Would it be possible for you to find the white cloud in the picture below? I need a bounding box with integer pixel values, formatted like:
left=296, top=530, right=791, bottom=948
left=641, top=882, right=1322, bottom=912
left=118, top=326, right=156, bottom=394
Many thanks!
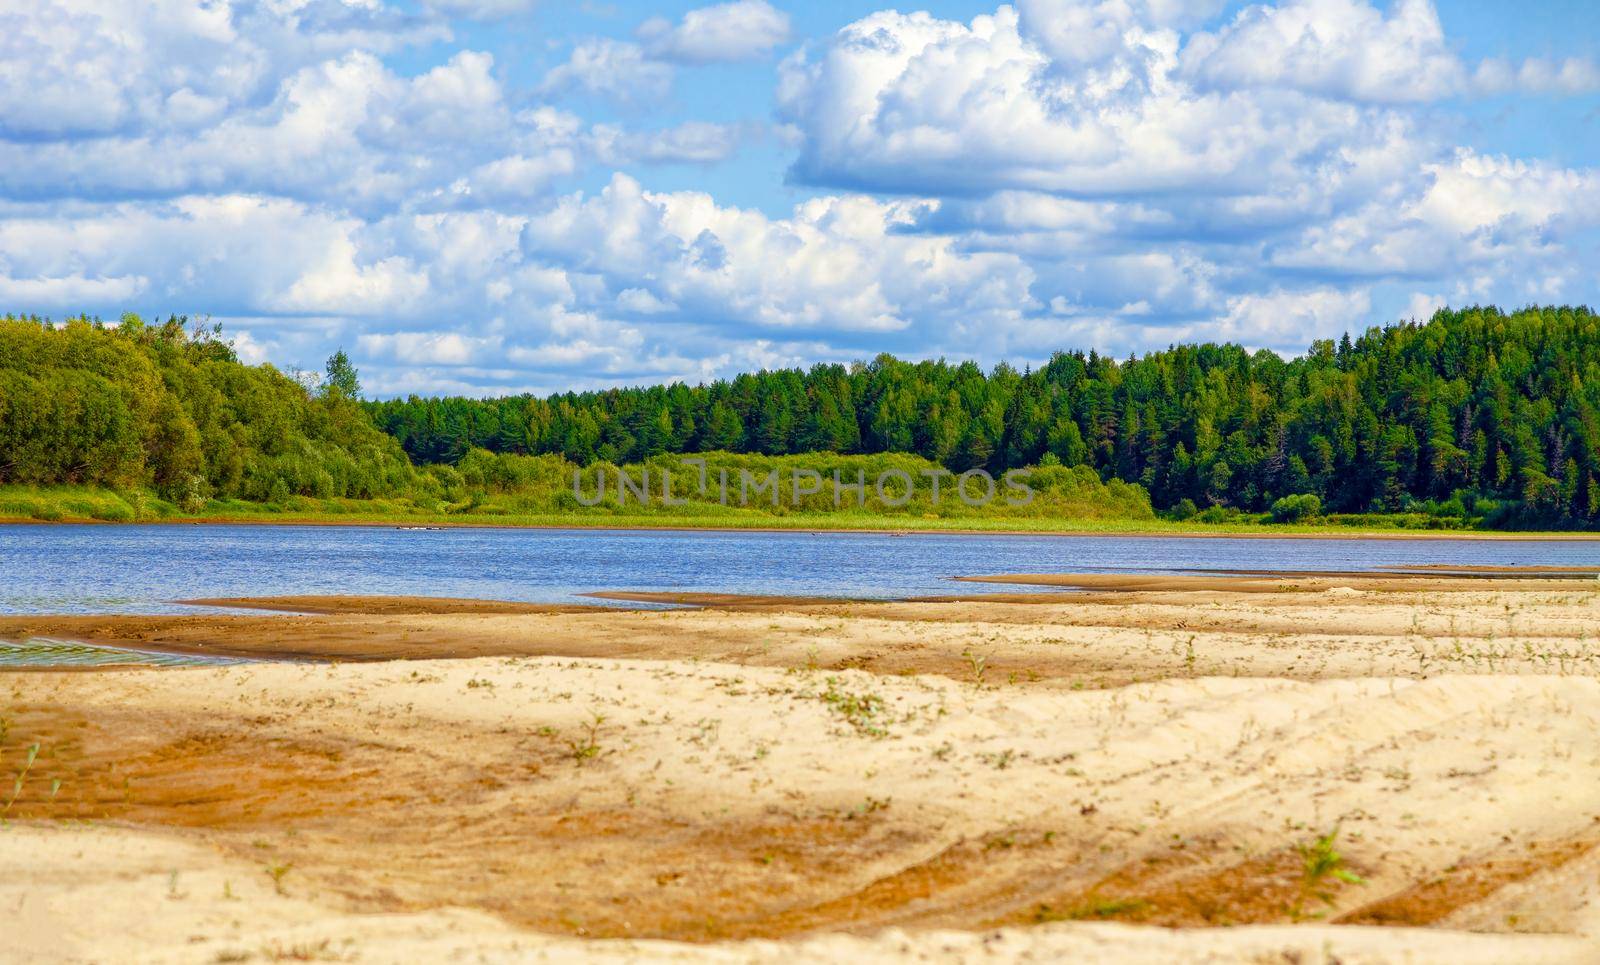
left=1403, top=292, right=1446, bottom=322
left=1180, top=0, right=1463, bottom=103
left=593, top=121, right=746, bottom=165
left=776, top=5, right=1421, bottom=208
left=227, top=328, right=271, bottom=364
left=0, top=0, right=445, bottom=139
left=616, top=288, right=677, bottom=314
left=521, top=174, right=1037, bottom=343
left=638, top=0, right=791, bottom=65
left=1472, top=57, right=1600, bottom=96
left=2, top=0, right=1599, bottom=394
left=0, top=272, right=148, bottom=306
left=1212, top=286, right=1372, bottom=349
left=424, top=0, right=537, bottom=20
left=539, top=39, right=674, bottom=104
left=358, top=331, right=497, bottom=366
left=1182, top=0, right=1600, bottom=102
left=1269, top=151, right=1600, bottom=281
left=0, top=50, right=748, bottom=211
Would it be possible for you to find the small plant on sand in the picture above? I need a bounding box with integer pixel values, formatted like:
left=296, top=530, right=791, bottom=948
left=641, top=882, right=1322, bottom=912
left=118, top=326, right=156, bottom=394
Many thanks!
left=264, top=862, right=293, bottom=896
left=985, top=749, right=1016, bottom=770
left=818, top=677, right=889, bottom=737
left=846, top=795, right=891, bottom=819
left=567, top=710, right=607, bottom=764
left=260, top=938, right=338, bottom=962
left=1035, top=896, right=1147, bottom=922
left=1295, top=826, right=1364, bottom=916
left=962, top=648, right=988, bottom=687
left=2, top=742, right=40, bottom=821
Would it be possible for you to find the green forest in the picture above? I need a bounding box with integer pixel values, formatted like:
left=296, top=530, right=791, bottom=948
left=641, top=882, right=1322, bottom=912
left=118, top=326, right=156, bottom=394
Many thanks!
left=369, top=305, right=1600, bottom=529
left=4, top=305, right=1600, bottom=530
left=0, top=314, right=417, bottom=513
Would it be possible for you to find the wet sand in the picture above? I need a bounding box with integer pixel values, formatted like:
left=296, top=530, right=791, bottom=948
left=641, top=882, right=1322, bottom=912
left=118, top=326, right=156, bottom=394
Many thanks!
left=182, top=595, right=603, bottom=615
left=7, top=575, right=1600, bottom=962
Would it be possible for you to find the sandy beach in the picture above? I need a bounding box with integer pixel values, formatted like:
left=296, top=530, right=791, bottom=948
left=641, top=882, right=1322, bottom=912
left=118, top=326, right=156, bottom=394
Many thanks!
left=6, top=575, right=1600, bottom=962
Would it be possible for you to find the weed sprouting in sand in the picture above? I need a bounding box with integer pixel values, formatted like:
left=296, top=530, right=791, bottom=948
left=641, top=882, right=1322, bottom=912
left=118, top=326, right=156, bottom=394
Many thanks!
left=567, top=710, right=607, bottom=764
left=845, top=796, right=891, bottom=819
left=1294, top=826, right=1364, bottom=916
left=2, top=741, right=40, bottom=821
left=1035, top=896, right=1148, bottom=922
left=817, top=676, right=889, bottom=737
left=264, top=862, right=293, bottom=896
left=260, top=938, right=338, bottom=962
left=985, top=749, right=1017, bottom=770
left=961, top=648, right=988, bottom=687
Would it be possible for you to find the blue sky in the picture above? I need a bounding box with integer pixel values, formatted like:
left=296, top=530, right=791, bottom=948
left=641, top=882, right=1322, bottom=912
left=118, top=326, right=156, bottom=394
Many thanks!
left=3, top=0, right=1598, bottom=396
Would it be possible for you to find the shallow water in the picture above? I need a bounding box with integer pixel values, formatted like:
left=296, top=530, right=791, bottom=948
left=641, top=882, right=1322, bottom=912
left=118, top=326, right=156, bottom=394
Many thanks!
left=4, top=523, right=1600, bottom=615
left=0, top=637, right=250, bottom=668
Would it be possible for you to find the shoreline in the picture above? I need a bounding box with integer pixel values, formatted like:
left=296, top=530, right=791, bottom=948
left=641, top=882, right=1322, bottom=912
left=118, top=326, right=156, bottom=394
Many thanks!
left=5, top=570, right=1594, bottom=665
left=4, top=512, right=1600, bottom=541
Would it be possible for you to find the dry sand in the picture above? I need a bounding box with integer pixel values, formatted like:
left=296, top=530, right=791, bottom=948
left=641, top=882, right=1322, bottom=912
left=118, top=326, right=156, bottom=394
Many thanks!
left=5, top=575, right=1600, bottom=963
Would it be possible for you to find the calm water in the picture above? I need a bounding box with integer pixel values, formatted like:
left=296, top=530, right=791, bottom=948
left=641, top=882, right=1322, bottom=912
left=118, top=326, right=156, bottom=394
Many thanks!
left=0, top=638, right=249, bottom=667
left=3, top=523, right=1600, bottom=615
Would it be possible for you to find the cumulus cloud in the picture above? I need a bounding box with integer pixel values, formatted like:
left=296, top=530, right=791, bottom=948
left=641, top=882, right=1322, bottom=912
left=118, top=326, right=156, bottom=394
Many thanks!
left=543, top=2, right=792, bottom=109
left=770, top=0, right=1600, bottom=353
left=521, top=174, right=1036, bottom=343
left=637, top=0, right=791, bottom=64
left=776, top=5, right=1423, bottom=208
left=358, top=330, right=496, bottom=366
left=1268, top=151, right=1600, bottom=286
left=0, top=0, right=445, bottom=139
left=538, top=38, right=675, bottom=104
left=2, top=0, right=1598, bottom=393
left=1182, top=0, right=1600, bottom=102
left=0, top=49, right=745, bottom=211
left=1180, top=0, right=1464, bottom=103
left=1211, top=287, right=1373, bottom=348
left=0, top=176, right=1045, bottom=391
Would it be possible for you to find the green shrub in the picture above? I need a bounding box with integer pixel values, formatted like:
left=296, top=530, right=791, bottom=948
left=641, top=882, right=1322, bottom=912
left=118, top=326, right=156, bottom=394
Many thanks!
left=1270, top=493, right=1322, bottom=523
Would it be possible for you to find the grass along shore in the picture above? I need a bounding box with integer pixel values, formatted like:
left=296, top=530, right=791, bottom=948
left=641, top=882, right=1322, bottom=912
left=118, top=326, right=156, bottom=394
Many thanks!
left=4, top=482, right=1599, bottom=538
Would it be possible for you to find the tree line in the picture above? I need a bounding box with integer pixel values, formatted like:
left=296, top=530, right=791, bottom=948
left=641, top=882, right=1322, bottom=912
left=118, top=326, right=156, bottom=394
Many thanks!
left=7, top=306, right=1600, bottom=528
left=0, top=314, right=415, bottom=508
left=368, top=306, right=1600, bottom=527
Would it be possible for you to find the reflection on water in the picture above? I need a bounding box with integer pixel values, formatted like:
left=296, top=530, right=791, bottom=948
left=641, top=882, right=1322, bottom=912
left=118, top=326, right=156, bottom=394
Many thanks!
left=0, top=638, right=249, bottom=668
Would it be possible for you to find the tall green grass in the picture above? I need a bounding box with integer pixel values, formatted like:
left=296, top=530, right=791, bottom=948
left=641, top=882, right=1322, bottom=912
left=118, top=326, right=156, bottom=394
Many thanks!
left=1, top=451, right=1591, bottom=535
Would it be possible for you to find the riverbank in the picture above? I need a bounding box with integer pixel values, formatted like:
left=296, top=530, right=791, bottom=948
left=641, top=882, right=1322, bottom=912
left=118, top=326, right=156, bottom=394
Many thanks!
left=5, top=506, right=1600, bottom=540
left=6, top=482, right=1596, bottom=538
left=6, top=577, right=1600, bottom=961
